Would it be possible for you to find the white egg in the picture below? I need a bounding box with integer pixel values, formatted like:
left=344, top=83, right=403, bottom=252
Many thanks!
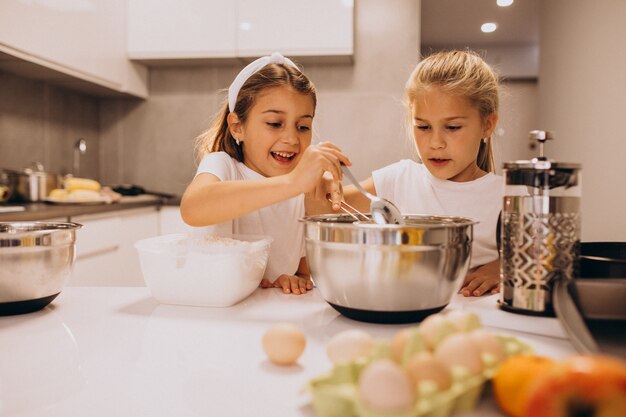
left=326, top=329, right=375, bottom=364
left=262, top=323, right=306, bottom=366
left=434, top=333, right=483, bottom=375
left=419, top=314, right=457, bottom=349
left=445, top=310, right=482, bottom=332
left=405, top=351, right=452, bottom=391
left=358, top=359, right=415, bottom=413
left=467, top=329, right=505, bottom=364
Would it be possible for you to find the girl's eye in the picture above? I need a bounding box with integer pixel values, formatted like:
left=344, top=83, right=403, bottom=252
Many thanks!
left=415, top=125, right=430, bottom=131
left=298, top=125, right=311, bottom=132
left=267, top=122, right=282, bottom=128
left=447, top=125, right=462, bottom=131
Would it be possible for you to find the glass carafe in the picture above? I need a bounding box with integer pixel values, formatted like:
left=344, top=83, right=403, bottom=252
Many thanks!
left=499, top=131, right=582, bottom=315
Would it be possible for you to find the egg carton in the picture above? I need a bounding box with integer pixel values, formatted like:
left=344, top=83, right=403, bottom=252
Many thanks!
left=306, top=334, right=532, bottom=417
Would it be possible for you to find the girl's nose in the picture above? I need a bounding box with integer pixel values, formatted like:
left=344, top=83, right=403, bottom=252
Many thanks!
left=281, top=128, right=300, bottom=144
left=429, top=131, right=446, bottom=149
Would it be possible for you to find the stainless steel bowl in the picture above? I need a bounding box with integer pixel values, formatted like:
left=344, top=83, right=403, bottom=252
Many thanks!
left=302, top=214, right=476, bottom=323
left=0, top=222, right=82, bottom=315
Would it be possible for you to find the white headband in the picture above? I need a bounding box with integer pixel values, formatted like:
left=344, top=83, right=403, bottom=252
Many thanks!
left=228, top=52, right=300, bottom=112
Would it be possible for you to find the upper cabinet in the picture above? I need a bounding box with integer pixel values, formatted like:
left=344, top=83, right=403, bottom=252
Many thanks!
left=237, top=0, right=353, bottom=58
left=0, top=0, right=147, bottom=98
left=127, top=0, right=237, bottom=60
left=127, top=0, right=354, bottom=63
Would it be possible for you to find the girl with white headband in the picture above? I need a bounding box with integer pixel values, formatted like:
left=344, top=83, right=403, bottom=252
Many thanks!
left=181, top=53, right=350, bottom=295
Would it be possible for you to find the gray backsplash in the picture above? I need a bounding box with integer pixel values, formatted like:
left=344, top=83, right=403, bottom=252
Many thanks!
left=0, top=70, right=100, bottom=180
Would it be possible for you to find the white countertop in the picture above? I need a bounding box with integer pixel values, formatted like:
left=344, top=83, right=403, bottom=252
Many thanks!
left=0, top=287, right=579, bottom=417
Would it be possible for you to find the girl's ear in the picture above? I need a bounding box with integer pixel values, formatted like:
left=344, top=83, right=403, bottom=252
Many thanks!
left=227, top=112, right=243, bottom=140
left=483, top=112, right=499, bottom=138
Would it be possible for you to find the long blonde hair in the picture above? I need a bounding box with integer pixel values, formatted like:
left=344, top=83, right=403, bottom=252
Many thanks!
left=195, top=63, right=316, bottom=162
left=405, top=50, right=499, bottom=172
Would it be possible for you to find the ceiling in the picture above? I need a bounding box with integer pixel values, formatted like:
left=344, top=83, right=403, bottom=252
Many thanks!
left=420, top=0, right=539, bottom=47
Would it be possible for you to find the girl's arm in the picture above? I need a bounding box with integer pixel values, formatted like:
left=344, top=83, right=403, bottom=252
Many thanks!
left=181, top=173, right=302, bottom=226
left=182, top=143, right=350, bottom=226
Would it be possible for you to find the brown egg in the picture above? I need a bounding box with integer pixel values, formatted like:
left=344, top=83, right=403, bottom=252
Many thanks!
left=445, top=310, right=482, bottom=332
left=468, top=329, right=506, bottom=364
left=390, top=328, right=411, bottom=364
left=434, top=333, right=484, bottom=375
left=358, top=359, right=415, bottom=412
left=419, top=314, right=457, bottom=349
left=262, top=323, right=306, bottom=366
left=405, top=351, right=452, bottom=391
left=326, top=329, right=375, bottom=364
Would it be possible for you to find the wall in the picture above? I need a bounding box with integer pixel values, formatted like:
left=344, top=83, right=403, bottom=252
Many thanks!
left=99, top=0, right=422, bottom=193
left=0, top=70, right=100, bottom=178
left=538, top=0, right=626, bottom=241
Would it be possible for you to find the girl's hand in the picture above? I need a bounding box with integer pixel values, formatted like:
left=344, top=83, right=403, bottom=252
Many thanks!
left=307, top=171, right=343, bottom=211
left=459, top=260, right=501, bottom=297
left=290, top=142, right=351, bottom=196
left=260, top=275, right=313, bottom=295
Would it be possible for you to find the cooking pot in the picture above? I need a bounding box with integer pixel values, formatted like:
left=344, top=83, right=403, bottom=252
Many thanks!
left=0, top=169, right=17, bottom=203
left=0, top=221, right=82, bottom=315
left=1, top=167, right=63, bottom=203
left=302, top=214, right=475, bottom=323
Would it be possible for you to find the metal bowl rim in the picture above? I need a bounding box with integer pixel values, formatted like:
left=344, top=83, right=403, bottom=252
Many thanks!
left=300, top=213, right=477, bottom=229
left=0, top=221, right=83, bottom=236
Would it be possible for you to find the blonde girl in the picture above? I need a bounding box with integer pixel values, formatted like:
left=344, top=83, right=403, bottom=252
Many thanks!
left=181, top=53, right=350, bottom=295
left=342, top=50, right=502, bottom=296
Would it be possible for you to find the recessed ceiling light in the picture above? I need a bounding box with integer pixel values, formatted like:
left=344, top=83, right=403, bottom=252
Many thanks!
left=497, top=0, right=514, bottom=6
left=481, top=22, right=498, bottom=33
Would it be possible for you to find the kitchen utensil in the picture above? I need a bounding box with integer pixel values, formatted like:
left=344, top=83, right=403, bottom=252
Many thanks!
left=112, top=184, right=175, bottom=199
left=3, top=164, right=63, bottom=203
left=580, top=242, right=626, bottom=278
left=553, top=278, right=599, bottom=353
left=341, top=165, right=404, bottom=225
left=301, top=213, right=475, bottom=323
left=500, top=131, right=582, bottom=316
left=571, top=241, right=626, bottom=321
left=326, top=197, right=370, bottom=223
left=0, top=221, right=82, bottom=315
left=0, top=169, right=17, bottom=203
left=135, top=233, right=272, bottom=307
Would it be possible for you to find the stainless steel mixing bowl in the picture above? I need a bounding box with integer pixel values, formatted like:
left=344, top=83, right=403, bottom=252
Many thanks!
left=0, top=222, right=82, bottom=315
left=302, top=214, right=476, bottom=323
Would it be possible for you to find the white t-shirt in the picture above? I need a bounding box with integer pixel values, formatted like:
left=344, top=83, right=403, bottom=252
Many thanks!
left=194, top=152, right=305, bottom=281
left=372, top=159, right=502, bottom=269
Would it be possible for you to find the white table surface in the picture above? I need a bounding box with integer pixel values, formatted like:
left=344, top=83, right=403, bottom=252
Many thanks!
left=0, top=287, right=579, bottom=417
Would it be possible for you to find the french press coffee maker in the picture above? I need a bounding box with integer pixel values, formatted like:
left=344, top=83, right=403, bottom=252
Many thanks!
left=499, top=131, right=582, bottom=316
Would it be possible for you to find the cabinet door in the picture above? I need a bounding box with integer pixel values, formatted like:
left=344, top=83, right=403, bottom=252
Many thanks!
left=70, top=207, right=159, bottom=287
left=159, top=206, right=194, bottom=235
left=0, top=0, right=147, bottom=97
left=236, top=0, right=354, bottom=57
left=127, top=0, right=237, bottom=59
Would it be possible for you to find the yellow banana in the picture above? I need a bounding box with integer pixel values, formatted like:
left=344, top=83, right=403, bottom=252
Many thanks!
left=64, top=177, right=101, bottom=192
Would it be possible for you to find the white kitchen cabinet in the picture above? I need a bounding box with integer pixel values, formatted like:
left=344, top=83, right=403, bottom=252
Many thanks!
left=69, top=207, right=159, bottom=287
left=159, top=206, right=193, bottom=235
left=237, top=0, right=354, bottom=58
left=0, top=0, right=147, bottom=98
left=126, top=0, right=353, bottom=62
left=127, top=0, right=237, bottom=60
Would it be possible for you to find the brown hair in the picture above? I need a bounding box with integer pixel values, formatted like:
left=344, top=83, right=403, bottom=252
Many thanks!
left=405, top=50, right=499, bottom=172
left=195, top=63, right=317, bottom=162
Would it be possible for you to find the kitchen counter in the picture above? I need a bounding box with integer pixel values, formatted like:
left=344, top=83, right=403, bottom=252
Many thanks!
left=0, top=195, right=180, bottom=222
left=0, top=287, right=588, bottom=417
